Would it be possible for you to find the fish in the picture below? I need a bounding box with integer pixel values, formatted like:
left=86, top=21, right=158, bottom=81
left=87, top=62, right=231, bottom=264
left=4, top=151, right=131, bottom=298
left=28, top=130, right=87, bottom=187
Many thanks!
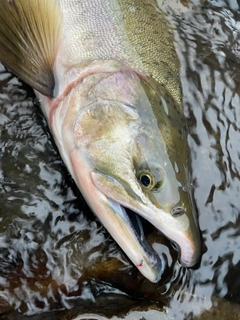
left=0, top=0, right=200, bottom=283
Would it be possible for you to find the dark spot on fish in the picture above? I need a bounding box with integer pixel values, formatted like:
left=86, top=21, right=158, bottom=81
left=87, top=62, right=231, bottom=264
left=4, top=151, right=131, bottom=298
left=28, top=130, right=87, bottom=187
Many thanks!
left=167, top=98, right=171, bottom=104
left=165, top=93, right=170, bottom=100
left=178, top=129, right=182, bottom=135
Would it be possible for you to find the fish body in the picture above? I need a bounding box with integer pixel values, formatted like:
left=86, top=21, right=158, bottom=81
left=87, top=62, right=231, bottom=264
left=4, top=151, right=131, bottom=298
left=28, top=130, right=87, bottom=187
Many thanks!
left=0, top=0, right=200, bottom=282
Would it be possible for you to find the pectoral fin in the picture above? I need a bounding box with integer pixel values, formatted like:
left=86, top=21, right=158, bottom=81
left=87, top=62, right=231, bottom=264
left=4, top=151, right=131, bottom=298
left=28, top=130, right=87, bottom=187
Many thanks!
left=0, top=0, right=62, bottom=97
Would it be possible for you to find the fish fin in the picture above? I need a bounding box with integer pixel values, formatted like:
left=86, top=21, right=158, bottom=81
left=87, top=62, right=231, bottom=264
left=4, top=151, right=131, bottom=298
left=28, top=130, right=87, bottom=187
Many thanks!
left=0, top=0, right=62, bottom=97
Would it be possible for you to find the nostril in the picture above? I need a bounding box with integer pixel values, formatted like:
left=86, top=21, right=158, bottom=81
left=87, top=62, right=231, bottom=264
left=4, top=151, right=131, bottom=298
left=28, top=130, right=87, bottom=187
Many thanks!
left=171, top=206, right=185, bottom=217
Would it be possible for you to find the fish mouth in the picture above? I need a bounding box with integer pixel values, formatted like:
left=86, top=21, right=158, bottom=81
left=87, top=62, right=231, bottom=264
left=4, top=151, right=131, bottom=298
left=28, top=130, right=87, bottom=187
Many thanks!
left=91, top=171, right=200, bottom=271
left=105, top=197, right=165, bottom=282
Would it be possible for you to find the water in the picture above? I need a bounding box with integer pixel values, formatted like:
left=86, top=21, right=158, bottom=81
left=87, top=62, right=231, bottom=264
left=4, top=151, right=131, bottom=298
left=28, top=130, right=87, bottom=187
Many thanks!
left=1, top=1, right=240, bottom=319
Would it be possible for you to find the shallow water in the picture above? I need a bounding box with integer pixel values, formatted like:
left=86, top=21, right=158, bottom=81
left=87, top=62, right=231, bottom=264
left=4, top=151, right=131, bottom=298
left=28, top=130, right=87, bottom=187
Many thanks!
left=1, top=1, right=240, bottom=319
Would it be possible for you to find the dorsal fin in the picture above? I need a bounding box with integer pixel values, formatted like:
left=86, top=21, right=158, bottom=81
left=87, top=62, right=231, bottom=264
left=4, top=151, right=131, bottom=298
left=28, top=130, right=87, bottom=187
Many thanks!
left=0, top=0, right=62, bottom=97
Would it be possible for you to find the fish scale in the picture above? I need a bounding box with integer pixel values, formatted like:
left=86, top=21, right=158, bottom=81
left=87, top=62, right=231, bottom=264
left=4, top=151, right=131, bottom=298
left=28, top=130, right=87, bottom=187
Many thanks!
left=58, top=0, right=144, bottom=69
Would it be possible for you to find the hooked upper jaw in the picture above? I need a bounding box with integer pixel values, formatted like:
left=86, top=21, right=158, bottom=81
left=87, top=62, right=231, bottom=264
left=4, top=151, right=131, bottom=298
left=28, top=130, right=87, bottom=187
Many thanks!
left=91, top=170, right=200, bottom=269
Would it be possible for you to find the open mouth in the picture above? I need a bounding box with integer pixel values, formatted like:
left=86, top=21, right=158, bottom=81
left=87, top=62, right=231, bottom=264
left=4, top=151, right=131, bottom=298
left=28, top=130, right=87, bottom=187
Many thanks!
left=107, top=198, right=165, bottom=281
left=90, top=170, right=200, bottom=281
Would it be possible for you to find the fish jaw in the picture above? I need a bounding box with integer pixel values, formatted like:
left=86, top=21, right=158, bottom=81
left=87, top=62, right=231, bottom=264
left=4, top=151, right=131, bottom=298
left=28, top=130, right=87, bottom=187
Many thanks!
left=91, top=171, right=200, bottom=268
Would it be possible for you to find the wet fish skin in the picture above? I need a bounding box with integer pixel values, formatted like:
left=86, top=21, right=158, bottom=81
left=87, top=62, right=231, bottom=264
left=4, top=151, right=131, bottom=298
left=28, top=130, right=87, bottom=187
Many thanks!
left=0, top=0, right=200, bottom=282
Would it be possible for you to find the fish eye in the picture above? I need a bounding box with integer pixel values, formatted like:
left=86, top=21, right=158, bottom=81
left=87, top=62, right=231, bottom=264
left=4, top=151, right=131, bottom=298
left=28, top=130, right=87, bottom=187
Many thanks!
left=138, top=167, right=164, bottom=192
left=139, top=173, right=153, bottom=189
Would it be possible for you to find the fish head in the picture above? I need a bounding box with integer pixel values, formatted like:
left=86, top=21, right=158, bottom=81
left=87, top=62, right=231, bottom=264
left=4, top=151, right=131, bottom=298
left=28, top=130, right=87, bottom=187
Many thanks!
left=131, top=129, right=200, bottom=267
left=61, top=71, right=200, bottom=282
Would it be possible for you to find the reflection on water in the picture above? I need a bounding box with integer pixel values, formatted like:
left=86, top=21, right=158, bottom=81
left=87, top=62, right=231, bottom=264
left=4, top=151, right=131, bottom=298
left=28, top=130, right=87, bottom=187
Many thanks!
left=1, top=1, right=240, bottom=319
left=170, top=1, right=240, bottom=318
